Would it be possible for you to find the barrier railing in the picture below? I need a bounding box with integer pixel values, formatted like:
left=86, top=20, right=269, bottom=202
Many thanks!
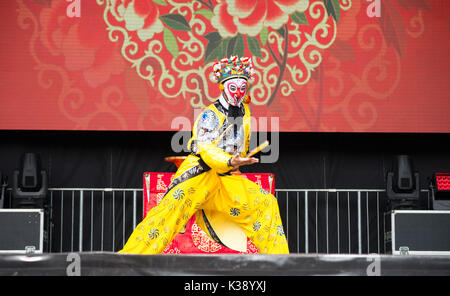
left=4, top=188, right=430, bottom=254
left=276, top=189, right=386, bottom=254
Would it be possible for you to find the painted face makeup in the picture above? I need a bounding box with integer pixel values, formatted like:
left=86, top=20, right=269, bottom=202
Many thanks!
left=222, top=78, right=248, bottom=106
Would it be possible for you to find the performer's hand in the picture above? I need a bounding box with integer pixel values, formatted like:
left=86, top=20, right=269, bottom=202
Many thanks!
left=230, top=155, right=259, bottom=169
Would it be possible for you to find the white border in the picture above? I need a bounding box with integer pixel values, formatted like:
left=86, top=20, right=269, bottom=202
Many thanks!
left=0, top=209, right=44, bottom=254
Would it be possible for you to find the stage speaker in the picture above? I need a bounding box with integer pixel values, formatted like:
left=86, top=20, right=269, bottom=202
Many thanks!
left=386, top=155, right=420, bottom=210
left=11, top=153, right=48, bottom=209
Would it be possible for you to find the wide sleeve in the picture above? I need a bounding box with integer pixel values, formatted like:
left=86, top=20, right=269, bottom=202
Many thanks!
left=196, top=142, right=233, bottom=174
left=188, top=108, right=233, bottom=173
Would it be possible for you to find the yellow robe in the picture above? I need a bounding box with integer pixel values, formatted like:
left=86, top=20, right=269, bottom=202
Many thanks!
left=119, top=102, right=289, bottom=254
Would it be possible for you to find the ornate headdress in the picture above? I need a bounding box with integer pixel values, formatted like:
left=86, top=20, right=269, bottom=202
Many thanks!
left=212, top=56, right=254, bottom=84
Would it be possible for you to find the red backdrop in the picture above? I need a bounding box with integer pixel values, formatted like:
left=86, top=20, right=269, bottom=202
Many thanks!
left=0, top=0, right=448, bottom=132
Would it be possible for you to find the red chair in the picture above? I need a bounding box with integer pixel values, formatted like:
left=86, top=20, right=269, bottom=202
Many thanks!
left=143, top=168, right=275, bottom=254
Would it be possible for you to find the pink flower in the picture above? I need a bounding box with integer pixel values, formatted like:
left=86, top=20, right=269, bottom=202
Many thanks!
left=211, top=0, right=309, bottom=37
left=112, top=0, right=164, bottom=41
left=40, top=1, right=125, bottom=88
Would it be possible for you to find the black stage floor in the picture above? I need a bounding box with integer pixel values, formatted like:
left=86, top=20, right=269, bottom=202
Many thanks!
left=1, top=252, right=450, bottom=276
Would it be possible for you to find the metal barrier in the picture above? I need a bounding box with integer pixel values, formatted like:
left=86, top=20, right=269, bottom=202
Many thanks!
left=4, top=188, right=430, bottom=254
left=45, top=188, right=144, bottom=253
left=276, top=189, right=386, bottom=255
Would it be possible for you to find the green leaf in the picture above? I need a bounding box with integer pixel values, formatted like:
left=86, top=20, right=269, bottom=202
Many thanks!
left=227, top=34, right=245, bottom=57
left=276, top=26, right=285, bottom=38
left=204, top=32, right=223, bottom=62
left=226, top=36, right=237, bottom=57
left=259, top=27, right=269, bottom=46
left=231, top=34, right=245, bottom=57
left=160, top=14, right=191, bottom=31
left=195, top=8, right=214, bottom=20
left=324, top=0, right=341, bottom=23
left=152, top=0, right=167, bottom=6
left=246, top=35, right=262, bottom=58
left=380, top=1, right=406, bottom=56
left=205, top=42, right=222, bottom=62
left=163, top=27, right=179, bottom=58
left=204, top=31, right=222, bottom=43
left=290, top=11, right=308, bottom=25
left=219, top=38, right=230, bottom=59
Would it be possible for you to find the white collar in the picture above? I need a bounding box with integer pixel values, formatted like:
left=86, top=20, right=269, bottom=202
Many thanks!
left=218, top=94, right=229, bottom=110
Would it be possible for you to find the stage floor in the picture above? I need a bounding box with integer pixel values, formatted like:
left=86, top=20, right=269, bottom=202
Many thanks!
left=1, top=252, right=450, bottom=276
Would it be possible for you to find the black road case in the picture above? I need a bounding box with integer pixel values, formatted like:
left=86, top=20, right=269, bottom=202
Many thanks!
left=385, top=210, right=450, bottom=255
left=0, top=209, right=44, bottom=254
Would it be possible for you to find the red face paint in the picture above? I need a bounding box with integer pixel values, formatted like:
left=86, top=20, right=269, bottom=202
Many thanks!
left=223, top=78, right=248, bottom=106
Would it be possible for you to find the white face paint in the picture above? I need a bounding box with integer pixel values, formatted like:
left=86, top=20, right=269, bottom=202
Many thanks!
left=222, top=78, right=248, bottom=106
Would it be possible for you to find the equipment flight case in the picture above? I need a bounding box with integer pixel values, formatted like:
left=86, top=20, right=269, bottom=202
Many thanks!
left=384, top=210, right=450, bottom=255
left=0, top=209, right=44, bottom=254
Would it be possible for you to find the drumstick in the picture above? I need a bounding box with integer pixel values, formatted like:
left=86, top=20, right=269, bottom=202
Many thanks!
left=246, top=141, right=269, bottom=158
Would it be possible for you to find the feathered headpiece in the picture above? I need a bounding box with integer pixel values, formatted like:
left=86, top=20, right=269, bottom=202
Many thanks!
left=212, top=56, right=254, bottom=84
